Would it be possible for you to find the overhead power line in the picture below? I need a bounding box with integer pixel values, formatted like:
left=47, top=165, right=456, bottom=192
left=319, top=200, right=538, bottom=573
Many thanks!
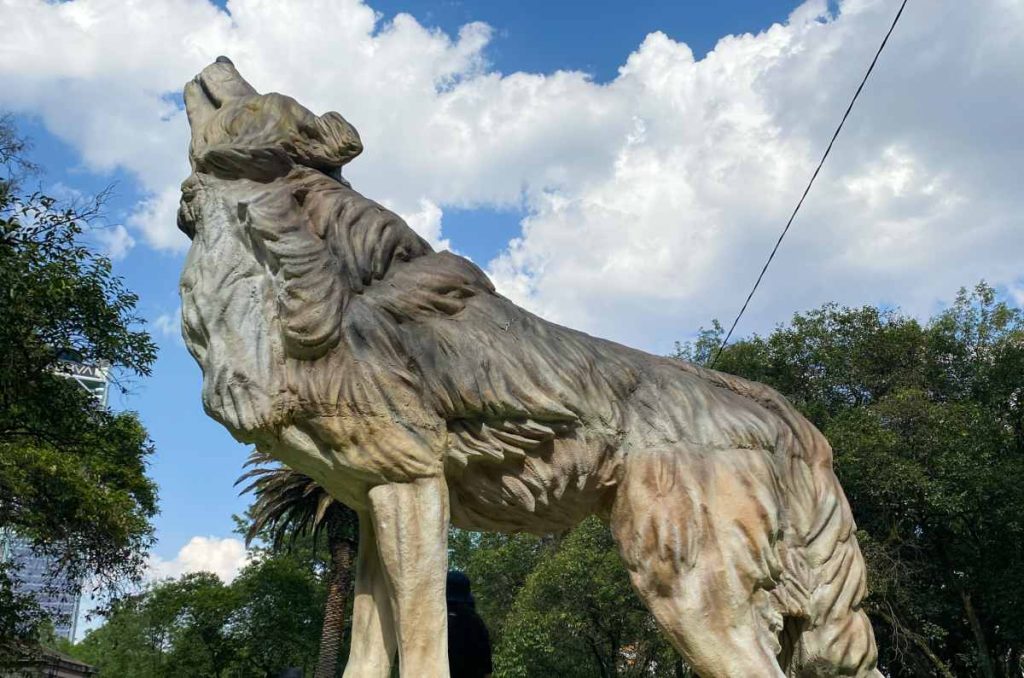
left=709, top=0, right=910, bottom=369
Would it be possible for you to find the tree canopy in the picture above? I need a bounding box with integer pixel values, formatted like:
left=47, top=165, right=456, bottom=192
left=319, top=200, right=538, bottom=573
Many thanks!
left=452, top=520, right=680, bottom=678
left=0, top=116, right=158, bottom=656
left=73, top=558, right=325, bottom=678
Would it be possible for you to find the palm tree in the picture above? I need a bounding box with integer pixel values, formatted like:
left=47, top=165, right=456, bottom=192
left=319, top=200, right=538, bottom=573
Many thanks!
left=236, top=450, right=358, bottom=678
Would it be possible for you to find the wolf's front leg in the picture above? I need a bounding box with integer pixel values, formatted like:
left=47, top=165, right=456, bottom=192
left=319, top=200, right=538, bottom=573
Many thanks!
left=368, top=476, right=450, bottom=677
left=342, top=514, right=397, bottom=678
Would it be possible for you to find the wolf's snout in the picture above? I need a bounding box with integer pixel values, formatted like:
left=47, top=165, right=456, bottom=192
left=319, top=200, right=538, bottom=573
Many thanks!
left=183, top=56, right=256, bottom=134
left=183, top=59, right=364, bottom=180
left=198, top=58, right=256, bottom=107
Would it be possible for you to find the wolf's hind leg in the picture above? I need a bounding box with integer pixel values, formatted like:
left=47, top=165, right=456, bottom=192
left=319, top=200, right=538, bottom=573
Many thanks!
left=792, top=608, right=880, bottom=677
left=611, top=447, right=787, bottom=677
left=789, top=480, right=880, bottom=677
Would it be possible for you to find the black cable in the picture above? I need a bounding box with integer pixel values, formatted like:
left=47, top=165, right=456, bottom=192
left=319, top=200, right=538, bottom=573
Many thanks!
left=709, top=0, right=910, bottom=368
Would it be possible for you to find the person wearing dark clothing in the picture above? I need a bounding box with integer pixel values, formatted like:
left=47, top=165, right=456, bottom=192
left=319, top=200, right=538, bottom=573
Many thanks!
left=446, top=571, right=493, bottom=678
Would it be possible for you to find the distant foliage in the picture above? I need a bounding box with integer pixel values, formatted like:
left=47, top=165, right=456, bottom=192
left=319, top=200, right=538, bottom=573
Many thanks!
left=450, top=521, right=687, bottom=678
left=73, top=558, right=325, bottom=678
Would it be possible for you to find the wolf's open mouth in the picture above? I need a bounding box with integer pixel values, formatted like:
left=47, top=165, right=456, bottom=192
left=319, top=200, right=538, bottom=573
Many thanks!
left=178, top=186, right=198, bottom=239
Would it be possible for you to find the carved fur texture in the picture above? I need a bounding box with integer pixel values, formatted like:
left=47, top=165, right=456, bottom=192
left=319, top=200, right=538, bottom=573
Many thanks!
left=179, top=59, right=880, bottom=677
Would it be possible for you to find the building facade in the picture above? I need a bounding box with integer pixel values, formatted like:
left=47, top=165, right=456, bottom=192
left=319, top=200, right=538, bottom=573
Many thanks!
left=0, top=535, right=83, bottom=642
left=0, top=360, right=110, bottom=643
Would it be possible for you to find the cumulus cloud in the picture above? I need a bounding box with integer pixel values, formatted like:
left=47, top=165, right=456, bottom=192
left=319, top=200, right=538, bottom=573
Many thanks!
left=92, top=224, right=135, bottom=260
left=390, top=197, right=450, bottom=252
left=152, top=306, right=183, bottom=345
left=1, top=0, right=1021, bottom=350
left=147, top=536, right=250, bottom=583
left=0, top=0, right=497, bottom=252
left=492, top=1, right=1024, bottom=345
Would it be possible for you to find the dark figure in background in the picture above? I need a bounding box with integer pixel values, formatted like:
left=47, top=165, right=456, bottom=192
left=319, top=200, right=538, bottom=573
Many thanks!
left=446, top=571, right=493, bottom=678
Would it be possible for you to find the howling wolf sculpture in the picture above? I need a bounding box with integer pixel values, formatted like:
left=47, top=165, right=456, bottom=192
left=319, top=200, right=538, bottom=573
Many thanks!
left=178, top=57, right=880, bottom=677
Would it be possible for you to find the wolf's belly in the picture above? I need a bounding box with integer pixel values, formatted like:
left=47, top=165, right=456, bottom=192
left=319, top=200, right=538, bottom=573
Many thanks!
left=445, top=433, right=622, bottom=534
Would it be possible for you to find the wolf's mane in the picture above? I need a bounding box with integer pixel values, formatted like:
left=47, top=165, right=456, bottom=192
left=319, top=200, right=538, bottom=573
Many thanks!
left=240, top=166, right=494, bottom=363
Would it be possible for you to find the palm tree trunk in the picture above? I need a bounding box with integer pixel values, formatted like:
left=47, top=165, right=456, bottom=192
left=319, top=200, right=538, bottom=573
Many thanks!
left=314, top=517, right=355, bottom=678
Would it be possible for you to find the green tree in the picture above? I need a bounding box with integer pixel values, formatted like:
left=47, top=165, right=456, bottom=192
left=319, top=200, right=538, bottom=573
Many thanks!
left=493, top=518, right=678, bottom=678
left=75, top=573, right=237, bottom=678
left=0, top=116, right=158, bottom=658
left=237, top=451, right=358, bottom=678
left=73, top=591, right=165, bottom=677
left=448, top=529, right=546, bottom=649
left=157, top=573, right=240, bottom=678
left=681, top=283, right=1024, bottom=677
left=73, top=556, right=326, bottom=678
left=231, top=555, right=324, bottom=677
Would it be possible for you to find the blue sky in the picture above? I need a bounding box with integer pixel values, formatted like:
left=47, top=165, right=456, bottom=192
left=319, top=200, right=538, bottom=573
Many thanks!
left=369, top=0, right=805, bottom=81
left=1, top=0, right=1022, bottom=632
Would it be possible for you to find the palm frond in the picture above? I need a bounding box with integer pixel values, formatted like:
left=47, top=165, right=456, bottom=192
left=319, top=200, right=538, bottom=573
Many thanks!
left=235, top=449, right=354, bottom=550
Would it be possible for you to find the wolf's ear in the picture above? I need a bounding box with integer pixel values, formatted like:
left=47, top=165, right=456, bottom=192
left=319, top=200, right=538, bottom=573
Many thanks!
left=296, top=111, right=363, bottom=172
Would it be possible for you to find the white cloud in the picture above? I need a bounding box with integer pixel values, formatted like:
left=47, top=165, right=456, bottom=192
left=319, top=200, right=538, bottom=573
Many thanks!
left=490, top=0, right=1024, bottom=345
left=92, top=223, right=135, bottom=260
left=1011, top=284, right=1024, bottom=308
left=391, top=197, right=450, bottom=251
left=152, top=306, right=183, bottom=345
left=0, top=0, right=1021, bottom=350
left=128, top=186, right=187, bottom=252
left=147, top=536, right=250, bottom=583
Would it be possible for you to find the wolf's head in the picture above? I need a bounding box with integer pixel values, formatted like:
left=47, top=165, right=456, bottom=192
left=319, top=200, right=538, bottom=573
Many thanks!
left=177, top=58, right=434, bottom=448
left=181, top=57, right=361, bottom=189
left=177, top=58, right=362, bottom=439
